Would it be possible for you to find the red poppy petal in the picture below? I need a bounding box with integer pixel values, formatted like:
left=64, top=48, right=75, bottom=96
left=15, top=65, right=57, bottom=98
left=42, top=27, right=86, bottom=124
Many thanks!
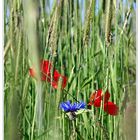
left=53, top=70, right=61, bottom=82
left=53, top=70, right=67, bottom=89
left=29, top=68, right=36, bottom=77
left=103, top=90, right=110, bottom=103
left=62, top=76, right=67, bottom=88
left=95, top=89, right=102, bottom=98
left=94, top=99, right=101, bottom=107
left=88, top=89, right=102, bottom=107
left=41, top=60, right=52, bottom=75
left=94, top=89, right=102, bottom=106
left=91, top=89, right=102, bottom=101
left=88, top=99, right=101, bottom=107
left=41, top=74, right=47, bottom=81
left=51, top=76, right=67, bottom=89
left=104, top=102, right=119, bottom=116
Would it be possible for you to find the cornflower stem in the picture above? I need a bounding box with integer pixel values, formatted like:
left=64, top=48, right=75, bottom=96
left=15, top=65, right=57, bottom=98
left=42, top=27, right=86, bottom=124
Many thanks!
left=63, top=89, right=80, bottom=103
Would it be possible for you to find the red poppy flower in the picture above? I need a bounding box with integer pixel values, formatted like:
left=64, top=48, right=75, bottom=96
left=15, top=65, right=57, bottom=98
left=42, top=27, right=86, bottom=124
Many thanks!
left=40, top=60, right=52, bottom=76
left=88, top=89, right=102, bottom=107
left=29, top=60, right=67, bottom=89
left=88, top=89, right=110, bottom=107
left=39, top=60, right=51, bottom=81
left=104, top=102, right=118, bottom=116
left=46, top=70, right=68, bottom=89
left=52, top=70, right=67, bottom=88
left=103, top=90, right=110, bottom=103
left=61, top=76, right=67, bottom=88
left=88, top=89, right=118, bottom=116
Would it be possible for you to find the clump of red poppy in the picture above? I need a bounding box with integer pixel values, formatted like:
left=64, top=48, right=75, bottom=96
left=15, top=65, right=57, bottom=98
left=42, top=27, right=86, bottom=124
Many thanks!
left=88, top=89, right=118, bottom=116
left=29, top=60, right=67, bottom=89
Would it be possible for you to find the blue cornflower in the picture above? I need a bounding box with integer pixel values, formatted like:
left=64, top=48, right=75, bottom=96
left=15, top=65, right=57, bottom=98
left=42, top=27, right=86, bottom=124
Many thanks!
left=59, top=100, right=86, bottom=112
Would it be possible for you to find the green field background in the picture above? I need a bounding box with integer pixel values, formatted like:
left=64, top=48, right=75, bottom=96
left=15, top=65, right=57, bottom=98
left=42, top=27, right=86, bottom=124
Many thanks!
left=4, top=0, right=136, bottom=140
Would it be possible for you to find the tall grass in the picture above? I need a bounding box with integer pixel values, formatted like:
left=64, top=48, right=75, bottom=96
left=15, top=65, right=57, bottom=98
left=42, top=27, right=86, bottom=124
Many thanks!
left=4, top=0, right=136, bottom=140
